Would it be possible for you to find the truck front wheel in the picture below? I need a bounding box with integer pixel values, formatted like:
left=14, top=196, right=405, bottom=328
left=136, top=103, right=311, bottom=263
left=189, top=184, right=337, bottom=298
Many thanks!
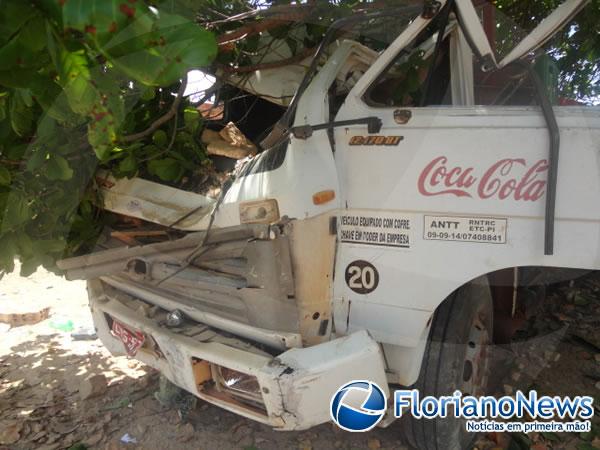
left=401, top=277, right=494, bottom=450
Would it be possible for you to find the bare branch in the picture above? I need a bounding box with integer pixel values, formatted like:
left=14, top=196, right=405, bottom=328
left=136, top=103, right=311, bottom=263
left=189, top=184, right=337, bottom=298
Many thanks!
left=217, top=13, right=309, bottom=48
left=121, top=79, right=188, bottom=143
left=219, top=47, right=316, bottom=74
left=208, top=3, right=315, bottom=26
left=213, top=1, right=427, bottom=51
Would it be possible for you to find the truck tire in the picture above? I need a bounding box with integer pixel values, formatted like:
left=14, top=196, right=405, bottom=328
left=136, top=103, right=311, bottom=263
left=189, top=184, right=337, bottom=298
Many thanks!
left=401, top=277, right=494, bottom=450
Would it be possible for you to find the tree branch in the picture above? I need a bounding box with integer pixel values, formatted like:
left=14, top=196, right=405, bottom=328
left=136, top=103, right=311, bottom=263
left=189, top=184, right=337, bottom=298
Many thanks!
left=208, top=3, right=315, bottom=26
left=217, top=13, right=309, bottom=48
left=214, top=1, right=428, bottom=51
left=219, top=46, right=316, bottom=74
left=121, top=78, right=188, bottom=143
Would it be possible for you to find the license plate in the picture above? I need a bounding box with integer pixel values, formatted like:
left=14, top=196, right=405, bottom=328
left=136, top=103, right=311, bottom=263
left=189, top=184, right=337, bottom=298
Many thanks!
left=111, top=320, right=145, bottom=356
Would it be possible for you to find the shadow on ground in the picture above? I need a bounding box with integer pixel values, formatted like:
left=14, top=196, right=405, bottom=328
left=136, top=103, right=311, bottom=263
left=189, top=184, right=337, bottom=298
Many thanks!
left=0, top=332, right=409, bottom=450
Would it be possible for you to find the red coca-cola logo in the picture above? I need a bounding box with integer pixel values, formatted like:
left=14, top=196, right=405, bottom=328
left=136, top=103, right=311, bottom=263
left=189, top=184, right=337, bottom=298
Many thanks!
left=418, top=156, right=549, bottom=201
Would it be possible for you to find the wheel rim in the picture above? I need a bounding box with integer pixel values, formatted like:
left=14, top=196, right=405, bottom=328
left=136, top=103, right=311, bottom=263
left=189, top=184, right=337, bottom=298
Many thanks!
left=455, top=311, right=491, bottom=444
left=462, top=312, right=491, bottom=397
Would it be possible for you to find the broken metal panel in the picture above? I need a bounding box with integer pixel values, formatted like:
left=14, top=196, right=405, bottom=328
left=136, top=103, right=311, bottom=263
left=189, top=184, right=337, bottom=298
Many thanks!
left=122, top=272, right=300, bottom=333
left=57, top=224, right=271, bottom=280
left=226, top=63, right=309, bottom=107
left=455, top=0, right=588, bottom=71
left=223, top=29, right=315, bottom=107
left=92, top=278, right=301, bottom=350
left=455, top=0, right=497, bottom=70
left=241, top=237, right=295, bottom=296
left=101, top=275, right=246, bottom=325
left=98, top=172, right=215, bottom=231
left=498, top=0, right=589, bottom=69
left=68, top=223, right=298, bottom=337
left=227, top=40, right=378, bottom=107
left=102, top=281, right=298, bottom=343
left=261, top=330, right=390, bottom=430
left=58, top=232, right=202, bottom=272
left=333, top=43, right=379, bottom=96
left=110, top=288, right=274, bottom=358
left=74, top=222, right=300, bottom=345
left=237, top=288, right=298, bottom=333
left=286, top=214, right=337, bottom=346
left=136, top=274, right=251, bottom=323
left=149, top=262, right=246, bottom=290
left=194, top=239, right=248, bottom=261
left=194, top=258, right=247, bottom=278
left=149, top=237, right=298, bottom=333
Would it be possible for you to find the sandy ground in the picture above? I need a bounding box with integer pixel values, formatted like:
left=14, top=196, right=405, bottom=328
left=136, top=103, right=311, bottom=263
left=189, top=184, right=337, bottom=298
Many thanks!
left=0, top=264, right=410, bottom=450
left=1, top=265, right=599, bottom=450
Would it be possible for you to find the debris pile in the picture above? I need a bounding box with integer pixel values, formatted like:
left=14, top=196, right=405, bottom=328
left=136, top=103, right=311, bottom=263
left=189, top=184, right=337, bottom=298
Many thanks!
left=202, top=122, right=257, bottom=160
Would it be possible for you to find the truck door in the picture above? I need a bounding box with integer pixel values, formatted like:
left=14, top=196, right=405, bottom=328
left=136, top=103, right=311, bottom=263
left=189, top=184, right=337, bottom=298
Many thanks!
left=329, top=6, right=597, bottom=352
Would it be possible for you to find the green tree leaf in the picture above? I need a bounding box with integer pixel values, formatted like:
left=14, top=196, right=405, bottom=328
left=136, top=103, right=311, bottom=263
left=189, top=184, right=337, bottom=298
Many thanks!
left=0, top=1, right=38, bottom=42
left=59, top=50, right=95, bottom=115
left=1, top=194, right=31, bottom=231
left=20, top=257, right=39, bottom=277
left=118, top=153, right=137, bottom=174
left=19, top=16, right=47, bottom=52
left=9, top=91, right=33, bottom=136
left=0, top=166, right=11, bottom=186
left=16, top=232, right=33, bottom=257
left=57, top=49, right=122, bottom=159
left=103, top=12, right=217, bottom=87
left=61, top=0, right=146, bottom=41
left=0, top=69, right=49, bottom=89
left=152, top=129, right=168, bottom=146
left=26, top=149, right=49, bottom=172
left=0, top=232, right=17, bottom=274
left=183, top=107, right=201, bottom=132
left=147, top=157, right=183, bottom=181
left=35, top=238, right=67, bottom=254
left=0, top=18, right=48, bottom=72
left=46, top=154, right=73, bottom=181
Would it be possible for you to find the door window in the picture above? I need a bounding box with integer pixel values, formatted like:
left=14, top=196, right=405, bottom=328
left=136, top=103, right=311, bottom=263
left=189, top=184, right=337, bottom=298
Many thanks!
left=363, top=24, right=453, bottom=108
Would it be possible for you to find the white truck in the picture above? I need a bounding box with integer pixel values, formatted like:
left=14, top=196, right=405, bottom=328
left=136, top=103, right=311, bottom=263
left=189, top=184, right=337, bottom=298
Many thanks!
left=58, top=0, right=599, bottom=448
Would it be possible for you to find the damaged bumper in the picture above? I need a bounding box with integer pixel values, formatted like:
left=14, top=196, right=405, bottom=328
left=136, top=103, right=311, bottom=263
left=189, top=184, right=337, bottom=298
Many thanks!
left=88, top=279, right=389, bottom=430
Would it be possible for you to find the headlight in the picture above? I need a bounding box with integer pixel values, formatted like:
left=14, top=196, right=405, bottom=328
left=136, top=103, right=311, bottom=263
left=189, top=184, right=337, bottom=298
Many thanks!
left=239, top=199, right=280, bottom=224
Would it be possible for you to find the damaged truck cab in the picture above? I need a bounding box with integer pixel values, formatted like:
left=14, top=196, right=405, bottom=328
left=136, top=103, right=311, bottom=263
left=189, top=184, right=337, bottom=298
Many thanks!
left=59, top=0, right=600, bottom=446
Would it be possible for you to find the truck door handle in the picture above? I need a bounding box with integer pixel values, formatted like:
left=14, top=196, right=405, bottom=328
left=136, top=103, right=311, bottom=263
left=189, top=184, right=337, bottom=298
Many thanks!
left=394, top=109, right=412, bottom=124
left=291, top=117, right=382, bottom=139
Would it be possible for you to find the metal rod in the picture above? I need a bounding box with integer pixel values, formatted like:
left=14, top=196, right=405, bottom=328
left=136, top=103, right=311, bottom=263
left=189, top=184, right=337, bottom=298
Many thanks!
left=523, top=62, right=561, bottom=255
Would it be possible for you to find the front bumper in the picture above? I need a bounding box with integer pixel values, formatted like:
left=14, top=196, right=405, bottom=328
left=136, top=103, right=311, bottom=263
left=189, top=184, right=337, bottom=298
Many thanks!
left=88, top=279, right=389, bottom=430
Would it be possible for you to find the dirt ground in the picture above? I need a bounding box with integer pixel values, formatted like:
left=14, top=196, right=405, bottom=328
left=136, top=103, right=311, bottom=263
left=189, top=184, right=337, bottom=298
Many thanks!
left=1, top=265, right=599, bottom=450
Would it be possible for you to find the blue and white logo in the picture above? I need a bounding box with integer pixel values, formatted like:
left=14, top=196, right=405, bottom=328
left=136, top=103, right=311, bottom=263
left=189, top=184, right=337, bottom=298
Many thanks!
left=330, top=380, right=387, bottom=432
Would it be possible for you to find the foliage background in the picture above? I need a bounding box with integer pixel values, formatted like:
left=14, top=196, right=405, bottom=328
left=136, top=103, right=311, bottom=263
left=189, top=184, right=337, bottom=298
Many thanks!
left=0, top=0, right=598, bottom=277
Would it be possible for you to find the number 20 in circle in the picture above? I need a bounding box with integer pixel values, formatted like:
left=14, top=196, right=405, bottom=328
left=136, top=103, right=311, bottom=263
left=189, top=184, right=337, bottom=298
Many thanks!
left=345, top=260, right=379, bottom=294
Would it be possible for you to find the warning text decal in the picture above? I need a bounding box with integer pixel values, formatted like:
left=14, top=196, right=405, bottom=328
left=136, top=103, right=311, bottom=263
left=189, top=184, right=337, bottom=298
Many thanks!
left=340, top=212, right=411, bottom=248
